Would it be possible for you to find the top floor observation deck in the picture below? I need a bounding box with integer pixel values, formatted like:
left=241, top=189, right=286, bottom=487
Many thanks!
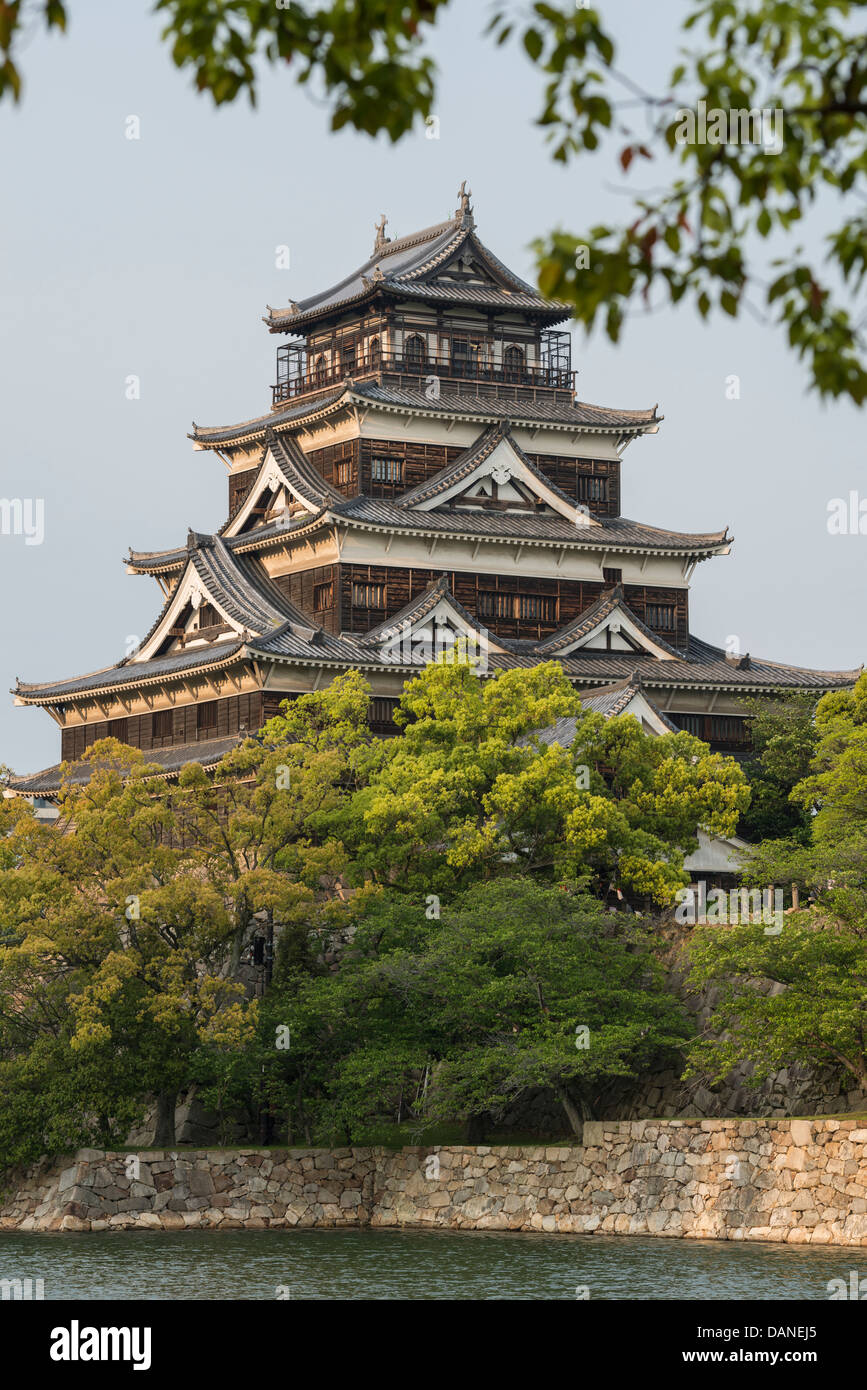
left=271, top=324, right=575, bottom=409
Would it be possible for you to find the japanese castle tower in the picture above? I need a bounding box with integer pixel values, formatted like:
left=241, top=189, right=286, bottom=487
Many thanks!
left=13, top=186, right=858, bottom=797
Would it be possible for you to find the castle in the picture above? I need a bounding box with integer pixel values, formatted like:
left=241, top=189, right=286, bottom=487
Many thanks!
left=12, top=186, right=857, bottom=800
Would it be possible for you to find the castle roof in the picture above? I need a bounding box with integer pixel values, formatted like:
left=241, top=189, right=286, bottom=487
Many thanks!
left=191, top=382, right=662, bottom=449
left=263, top=196, right=571, bottom=333
left=13, top=575, right=859, bottom=707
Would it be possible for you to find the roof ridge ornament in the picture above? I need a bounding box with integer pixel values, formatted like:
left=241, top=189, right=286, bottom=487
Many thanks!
left=456, top=180, right=474, bottom=228
left=373, top=214, right=390, bottom=255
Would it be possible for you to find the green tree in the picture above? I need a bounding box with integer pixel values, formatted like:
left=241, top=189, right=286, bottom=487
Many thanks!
left=349, top=658, right=749, bottom=905
left=685, top=914, right=867, bottom=1095
left=0, top=673, right=367, bottom=1162
left=5, top=2, right=867, bottom=400
left=270, top=878, right=691, bottom=1139
left=688, top=671, right=867, bottom=1095
left=738, top=692, right=818, bottom=844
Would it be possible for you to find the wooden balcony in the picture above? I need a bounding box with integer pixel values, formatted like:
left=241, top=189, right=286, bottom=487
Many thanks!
left=271, top=349, right=576, bottom=407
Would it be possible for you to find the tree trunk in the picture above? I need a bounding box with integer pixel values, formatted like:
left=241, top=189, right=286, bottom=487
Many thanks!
left=553, top=1083, right=584, bottom=1138
left=153, top=1090, right=177, bottom=1147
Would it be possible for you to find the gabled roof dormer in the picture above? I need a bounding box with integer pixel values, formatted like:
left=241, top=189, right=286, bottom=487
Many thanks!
left=223, top=430, right=341, bottom=538
left=358, top=575, right=509, bottom=666
left=535, top=588, right=680, bottom=661
left=130, top=533, right=319, bottom=663
left=398, top=422, right=601, bottom=527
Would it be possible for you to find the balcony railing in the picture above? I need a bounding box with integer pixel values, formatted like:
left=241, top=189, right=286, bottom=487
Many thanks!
left=272, top=349, right=575, bottom=405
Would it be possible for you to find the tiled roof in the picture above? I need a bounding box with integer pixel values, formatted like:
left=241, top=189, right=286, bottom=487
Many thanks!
left=14, top=639, right=246, bottom=702
left=326, top=498, right=729, bottom=554
left=9, top=734, right=245, bottom=798
left=263, top=209, right=570, bottom=331
left=518, top=679, right=679, bottom=750
left=266, top=429, right=345, bottom=511
left=133, top=504, right=726, bottom=569
left=349, top=383, right=661, bottom=431
left=191, top=387, right=347, bottom=446
left=190, top=384, right=662, bottom=449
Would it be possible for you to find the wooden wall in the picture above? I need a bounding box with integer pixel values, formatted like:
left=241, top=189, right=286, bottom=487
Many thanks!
left=270, top=564, right=340, bottom=634
left=229, top=468, right=258, bottom=517
left=338, top=564, right=689, bottom=647
left=524, top=452, right=621, bottom=518
left=60, top=693, right=265, bottom=763
left=277, top=436, right=621, bottom=511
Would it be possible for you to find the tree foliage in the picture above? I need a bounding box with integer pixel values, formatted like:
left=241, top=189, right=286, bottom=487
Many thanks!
left=348, top=659, right=748, bottom=904
left=4, top=1, right=867, bottom=400
left=265, top=878, right=691, bottom=1139
left=0, top=659, right=744, bottom=1163
left=687, top=671, right=867, bottom=1095
left=737, top=692, right=818, bottom=844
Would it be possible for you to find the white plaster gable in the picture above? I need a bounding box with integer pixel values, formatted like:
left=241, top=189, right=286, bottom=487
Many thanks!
left=131, top=562, right=244, bottom=662
left=409, top=434, right=600, bottom=527
left=223, top=448, right=315, bottom=538
left=375, top=593, right=509, bottom=664
left=556, top=601, right=676, bottom=661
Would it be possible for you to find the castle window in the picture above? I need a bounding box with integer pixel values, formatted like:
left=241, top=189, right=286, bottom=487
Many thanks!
left=342, top=341, right=356, bottom=374
left=197, top=701, right=218, bottom=734
left=503, top=344, right=524, bottom=379
left=517, top=594, right=557, bottom=622
left=371, top=457, right=403, bottom=484
left=313, top=354, right=326, bottom=386
left=369, top=336, right=381, bottom=367
left=314, top=581, right=333, bottom=611
left=478, top=592, right=557, bottom=623
left=577, top=476, right=609, bottom=503
left=108, top=717, right=128, bottom=743
left=152, top=710, right=173, bottom=740
left=198, top=602, right=220, bottom=628
left=675, top=714, right=703, bottom=736
left=352, top=582, right=386, bottom=609
left=336, top=459, right=353, bottom=487
left=603, top=567, right=622, bottom=586
left=646, top=603, right=675, bottom=631
left=405, top=334, right=426, bottom=371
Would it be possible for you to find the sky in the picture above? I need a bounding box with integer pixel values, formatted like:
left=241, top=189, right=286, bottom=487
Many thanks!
left=1, top=0, right=863, bottom=774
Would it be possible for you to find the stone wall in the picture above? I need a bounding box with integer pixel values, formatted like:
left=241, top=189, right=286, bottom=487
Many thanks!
left=3, top=1117, right=867, bottom=1244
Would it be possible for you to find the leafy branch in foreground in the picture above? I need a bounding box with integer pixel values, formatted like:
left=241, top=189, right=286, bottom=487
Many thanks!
left=5, top=2, right=867, bottom=400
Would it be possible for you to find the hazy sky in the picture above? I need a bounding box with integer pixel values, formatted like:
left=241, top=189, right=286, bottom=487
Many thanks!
left=1, top=1, right=863, bottom=774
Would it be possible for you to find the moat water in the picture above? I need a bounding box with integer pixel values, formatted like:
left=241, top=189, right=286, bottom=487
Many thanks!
left=0, top=1229, right=858, bottom=1300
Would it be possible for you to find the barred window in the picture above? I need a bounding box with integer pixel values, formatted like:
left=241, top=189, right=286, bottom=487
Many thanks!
left=646, top=603, right=675, bottom=631
left=602, top=567, right=622, bottom=586
left=314, top=581, right=333, bottom=611
left=371, top=457, right=403, bottom=484
left=711, top=716, right=748, bottom=743
left=576, top=475, right=608, bottom=503
left=676, top=714, right=703, bottom=736
left=336, top=459, right=353, bottom=486
left=479, top=591, right=557, bottom=622
left=352, top=582, right=386, bottom=609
